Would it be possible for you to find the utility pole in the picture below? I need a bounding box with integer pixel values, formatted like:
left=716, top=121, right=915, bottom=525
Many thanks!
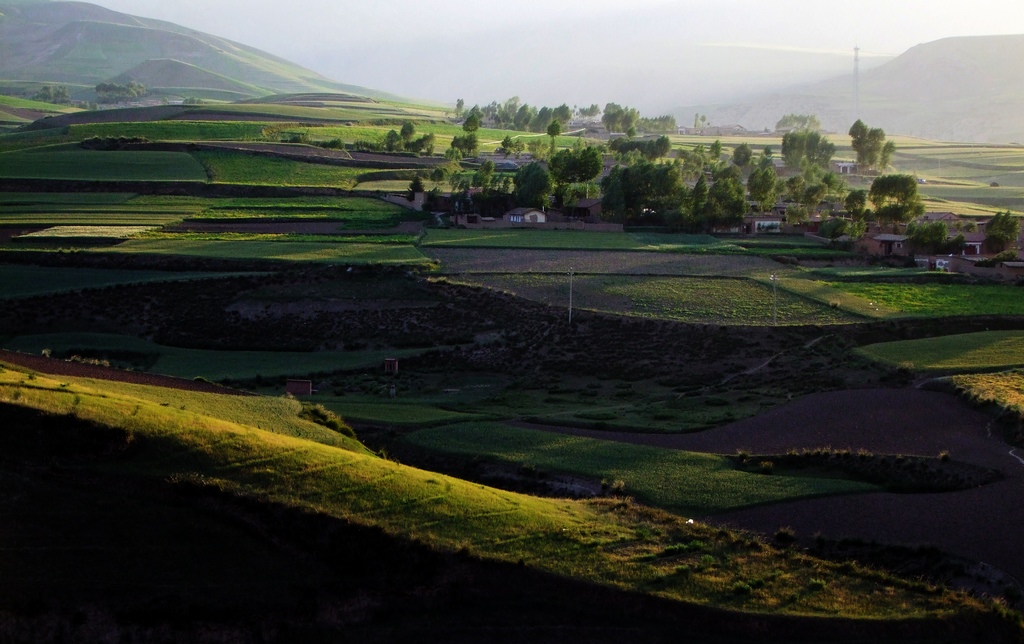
left=769, top=274, right=778, bottom=326
left=854, top=45, right=861, bottom=121
left=568, top=267, right=574, bottom=323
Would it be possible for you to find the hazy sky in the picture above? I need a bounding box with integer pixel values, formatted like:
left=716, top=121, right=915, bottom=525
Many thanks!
left=90, top=0, right=1024, bottom=111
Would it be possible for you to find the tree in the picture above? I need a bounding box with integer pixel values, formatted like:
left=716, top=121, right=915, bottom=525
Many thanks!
left=501, top=135, right=515, bottom=158
left=906, top=221, right=952, bottom=254
left=455, top=98, right=465, bottom=117
left=552, top=103, right=573, bottom=124
left=705, top=176, right=747, bottom=231
left=849, top=120, right=894, bottom=170
left=775, top=114, right=821, bottom=132
left=710, top=140, right=723, bottom=161
left=985, top=211, right=1021, bottom=252
left=400, top=122, right=416, bottom=146
left=549, top=146, right=602, bottom=187
left=513, top=162, right=553, bottom=209
left=747, top=165, right=779, bottom=212
left=819, top=218, right=848, bottom=246
left=409, top=175, right=425, bottom=198
left=690, top=174, right=708, bottom=223
left=599, top=159, right=686, bottom=224
left=732, top=143, right=752, bottom=168
left=450, top=133, right=478, bottom=156
left=546, top=119, right=562, bottom=155
left=463, top=112, right=481, bottom=133
left=781, top=131, right=835, bottom=170
left=471, top=160, right=495, bottom=191
left=844, top=189, right=868, bottom=219
left=384, top=129, right=402, bottom=152
left=869, top=174, right=925, bottom=230
left=514, top=104, right=536, bottom=131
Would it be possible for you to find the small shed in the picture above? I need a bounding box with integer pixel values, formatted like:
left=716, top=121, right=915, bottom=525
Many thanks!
left=286, top=379, right=312, bottom=396
left=384, top=358, right=399, bottom=375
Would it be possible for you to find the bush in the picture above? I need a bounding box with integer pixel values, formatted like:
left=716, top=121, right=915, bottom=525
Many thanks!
left=298, top=404, right=356, bottom=439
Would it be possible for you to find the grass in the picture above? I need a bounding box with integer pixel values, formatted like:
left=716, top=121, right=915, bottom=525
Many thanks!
left=405, top=423, right=878, bottom=515
left=455, top=274, right=856, bottom=325
left=423, top=229, right=644, bottom=250
left=315, top=397, right=488, bottom=426
left=952, top=370, right=1024, bottom=420
left=193, top=150, right=365, bottom=187
left=3, top=333, right=431, bottom=381
left=0, top=265, right=253, bottom=300
left=858, top=331, right=1024, bottom=373
left=825, top=282, right=1024, bottom=317
left=0, top=148, right=209, bottom=182
left=91, top=238, right=432, bottom=265
left=16, top=225, right=158, bottom=240
left=0, top=363, right=991, bottom=620
left=428, top=248, right=782, bottom=276
left=69, top=121, right=274, bottom=142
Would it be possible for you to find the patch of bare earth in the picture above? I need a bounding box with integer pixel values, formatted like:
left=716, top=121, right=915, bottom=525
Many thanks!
left=523, top=388, right=1024, bottom=585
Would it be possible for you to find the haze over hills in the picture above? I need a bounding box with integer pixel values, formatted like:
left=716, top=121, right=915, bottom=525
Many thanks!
left=676, top=35, right=1024, bottom=144
left=0, top=0, right=407, bottom=102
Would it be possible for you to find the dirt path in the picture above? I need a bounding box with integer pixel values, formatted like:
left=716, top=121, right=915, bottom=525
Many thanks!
left=0, top=350, right=250, bottom=396
left=517, top=388, right=1024, bottom=584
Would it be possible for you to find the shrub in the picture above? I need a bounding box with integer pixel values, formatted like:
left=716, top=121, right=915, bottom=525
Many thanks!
left=298, top=404, right=356, bottom=439
left=774, top=527, right=797, bottom=545
left=807, top=578, right=827, bottom=592
left=759, top=460, right=775, bottom=475
left=732, top=581, right=753, bottom=595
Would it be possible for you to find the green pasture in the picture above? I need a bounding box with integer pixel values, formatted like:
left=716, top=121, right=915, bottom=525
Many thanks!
left=428, top=248, right=783, bottom=276
left=2, top=332, right=430, bottom=381
left=0, top=265, right=254, bottom=299
left=69, top=121, right=273, bottom=142
left=316, top=397, right=488, bottom=426
left=193, top=150, right=365, bottom=187
left=0, top=192, right=136, bottom=206
left=457, top=273, right=856, bottom=325
left=0, top=365, right=973, bottom=619
left=285, top=122, right=590, bottom=151
left=406, top=423, right=877, bottom=515
left=94, top=237, right=432, bottom=265
left=825, top=281, right=1024, bottom=317
left=858, top=331, right=1024, bottom=373
left=423, top=229, right=642, bottom=250
left=770, top=276, right=898, bottom=319
left=0, top=94, right=80, bottom=113
left=0, top=148, right=208, bottom=182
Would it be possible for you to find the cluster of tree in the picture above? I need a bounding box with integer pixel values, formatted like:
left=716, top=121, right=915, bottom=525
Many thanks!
left=905, top=220, right=965, bottom=254
left=608, top=136, right=672, bottom=160
left=95, top=82, right=146, bottom=103
left=461, top=97, right=576, bottom=133
left=601, top=103, right=640, bottom=134
left=549, top=144, right=603, bottom=204
left=383, top=122, right=436, bottom=155
left=636, top=115, right=678, bottom=133
left=781, top=130, right=834, bottom=170
left=31, top=85, right=70, bottom=104
left=985, top=211, right=1021, bottom=252
left=868, top=174, right=925, bottom=229
left=775, top=114, right=820, bottom=132
left=819, top=217, right=867, bottom=245
left=849, top=120, right=896, bottom=171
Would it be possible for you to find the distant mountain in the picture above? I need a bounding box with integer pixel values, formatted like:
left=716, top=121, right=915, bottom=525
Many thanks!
left=675, top=35, right=1024, bottom=144
left=0, top=0, right=405, bottom=102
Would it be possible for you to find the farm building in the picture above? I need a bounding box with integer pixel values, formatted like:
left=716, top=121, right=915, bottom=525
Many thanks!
left=743, top=214, right=784, bottom=234
left=859, top=233, right=909, bottom=257
left=286, top=379, right=313, bottom=396
left=830, top=161, right=859, bottom=175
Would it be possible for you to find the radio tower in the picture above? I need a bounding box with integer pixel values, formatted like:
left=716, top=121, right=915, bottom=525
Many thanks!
left=853, top=45, right=861, bottom=120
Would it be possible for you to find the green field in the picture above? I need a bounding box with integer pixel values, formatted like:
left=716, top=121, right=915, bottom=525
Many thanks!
left=421, top=230, right=848, bottom=259
left=858, top=331, right=1024, bottom=373
left=826, top=282, right=1024, bottom=317
left=316, top=397, right=488, bottom=426
left=406, top=423, right=877, bottom=515
left=0, top=265, right=254, bottom=299
left=193, top=150, right=364, bottom=187
left=69, top=121, right=274, bottom=142
left=2, top=333, right=430, bottom=381
left=0, top=363, right=983, bottom=620
left=94, top=238, right=432, bottom=264
left=0, top=148, right=209, bottom=182
left=456, top=273, right=856, bottom=325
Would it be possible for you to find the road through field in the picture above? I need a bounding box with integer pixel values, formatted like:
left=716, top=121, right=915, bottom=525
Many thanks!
left=520, top=388, right=1024, bottom=585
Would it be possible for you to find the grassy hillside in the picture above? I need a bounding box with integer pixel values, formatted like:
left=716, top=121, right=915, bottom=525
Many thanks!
left=858, top=331, right=1024, bottom=373
left=0, top=361, right=1005, bottom=627
left=0, top=1, right=406, bottom=101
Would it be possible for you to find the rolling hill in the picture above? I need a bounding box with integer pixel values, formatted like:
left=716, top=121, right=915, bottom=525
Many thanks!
left=676, top=35, right=1024, bottom=144
left=0, top=0, right=405, bottom=102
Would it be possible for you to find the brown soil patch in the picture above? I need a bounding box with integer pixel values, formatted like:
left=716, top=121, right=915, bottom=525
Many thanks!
left=522, top=389, right=1024, bottom=585
left=0, top=350, right=249, bottom=396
